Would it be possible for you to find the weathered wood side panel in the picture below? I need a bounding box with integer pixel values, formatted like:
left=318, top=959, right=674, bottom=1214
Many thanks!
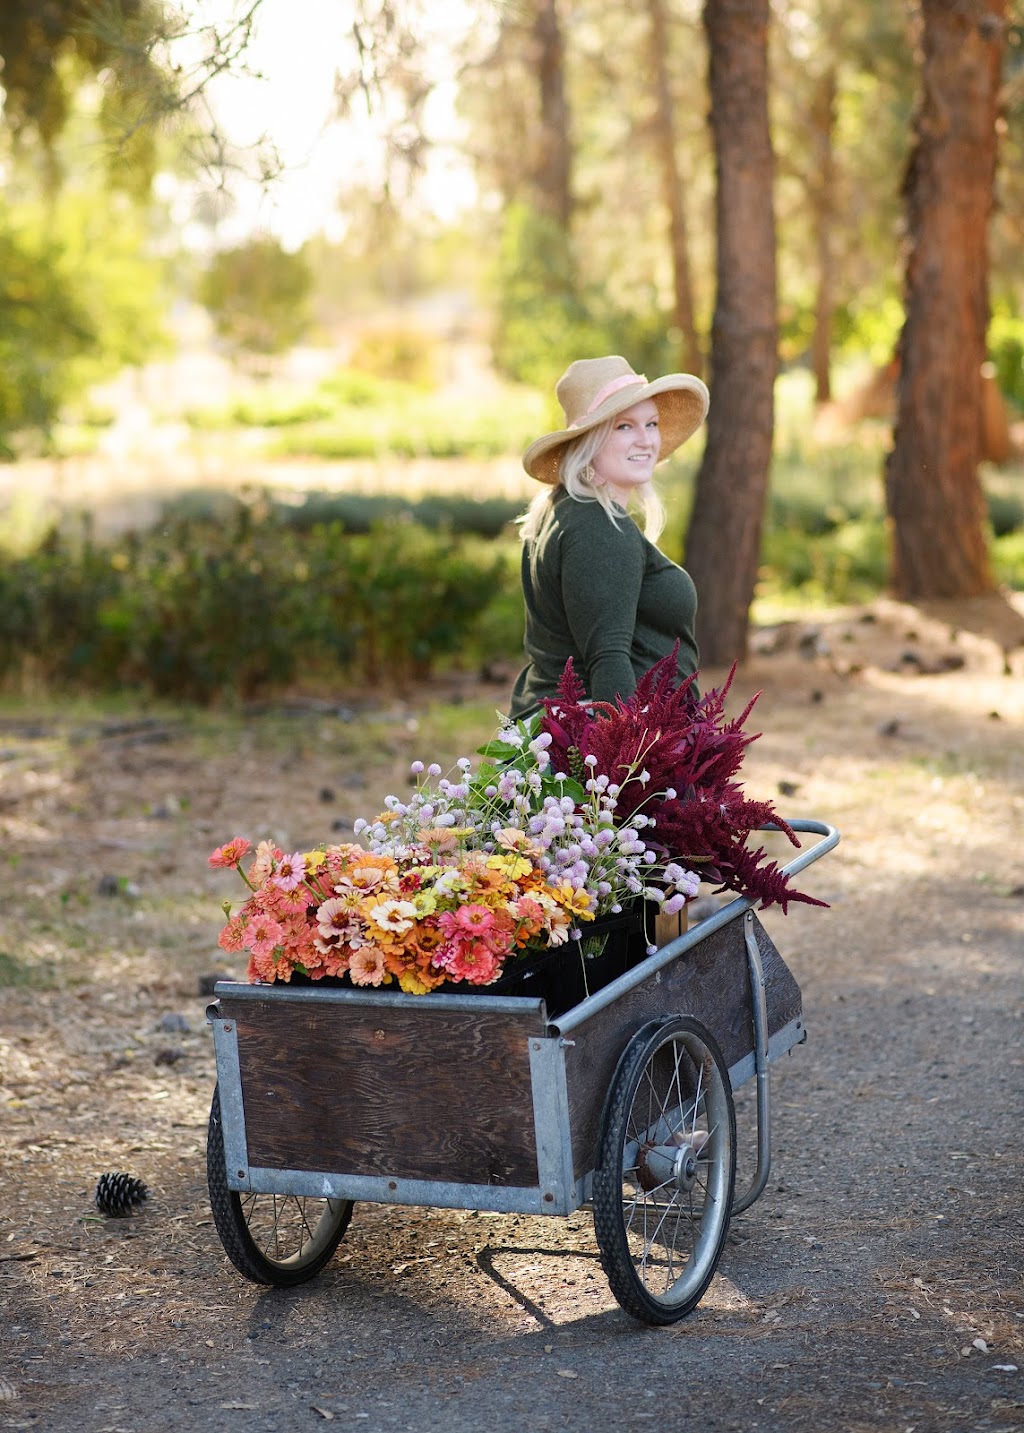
left=562, top=916, right=800, bottom=1180
left=220, top=998, right=545, bottom=1187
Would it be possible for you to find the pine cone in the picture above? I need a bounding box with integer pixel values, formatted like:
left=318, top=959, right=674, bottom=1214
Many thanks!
left=94, top=1172, right=149, bottom=1218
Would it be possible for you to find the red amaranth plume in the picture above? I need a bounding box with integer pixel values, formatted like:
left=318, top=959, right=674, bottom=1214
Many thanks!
left=538, top=648, right=826, bottom=911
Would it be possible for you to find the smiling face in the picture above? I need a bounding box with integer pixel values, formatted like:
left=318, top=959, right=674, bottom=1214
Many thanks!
left=591, top=398, right=662, bottom=502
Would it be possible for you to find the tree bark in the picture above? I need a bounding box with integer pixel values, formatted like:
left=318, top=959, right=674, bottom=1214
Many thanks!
left=884, top=0, right=1005, bottom=600
left=685, top=0, right=778, bottom=666
left=810, top=65, right=837, bottom=406
left=646, top=0, right=703, bottom=376
left=531, top=0, right=573, bottom=228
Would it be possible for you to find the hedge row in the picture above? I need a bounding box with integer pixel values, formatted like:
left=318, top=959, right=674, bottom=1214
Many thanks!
left=0, top=507, right=512, bottom=703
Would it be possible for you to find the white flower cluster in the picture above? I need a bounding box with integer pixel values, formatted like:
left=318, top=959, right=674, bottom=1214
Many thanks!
left=354, top=721, right=700, bottom=931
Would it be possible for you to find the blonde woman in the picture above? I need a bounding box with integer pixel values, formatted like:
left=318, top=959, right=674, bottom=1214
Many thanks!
left=509, top=355, right=709, bottom=720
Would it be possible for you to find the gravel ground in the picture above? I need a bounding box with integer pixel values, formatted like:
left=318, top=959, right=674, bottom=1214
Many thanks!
left=1, top=597, right=1023, bottom=1433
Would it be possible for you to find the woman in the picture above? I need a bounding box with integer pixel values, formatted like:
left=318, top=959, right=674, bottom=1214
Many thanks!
left=508, top=354, right=710, bottom=720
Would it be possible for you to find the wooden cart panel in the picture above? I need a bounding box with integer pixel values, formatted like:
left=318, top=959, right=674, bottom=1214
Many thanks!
left=218, top=994, right=547, bottom=1188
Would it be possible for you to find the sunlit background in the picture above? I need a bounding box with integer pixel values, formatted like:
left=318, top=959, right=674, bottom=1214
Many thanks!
left=0, top=0, right=1021, bottom=702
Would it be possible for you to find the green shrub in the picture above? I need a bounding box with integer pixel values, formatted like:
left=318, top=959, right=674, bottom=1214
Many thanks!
left=759, top=517, right=890, bottom=604
left=989, top=309, right=1024, bottom=409
left=0, top=508, right=518, bottom=703
left=227, top=393, right=337, bottom=427
left=985, top=487, right=1024, bottom=538
left=993, top=529, right=1024, bottom=588
left=278, top=491, right=524, bottom=539
left=185, top=364, right=547, bottom=462
left=318, top=367, right=422, bottom=407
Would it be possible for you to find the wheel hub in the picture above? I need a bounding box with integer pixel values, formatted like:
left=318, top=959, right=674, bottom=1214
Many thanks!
left=673, top=1145, right=699, bottom=1192
left=637, top=1139, right=701, bottom=1193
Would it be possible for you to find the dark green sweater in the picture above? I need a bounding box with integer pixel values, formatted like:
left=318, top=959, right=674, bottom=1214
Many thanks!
left=508, top=488, right=699, bottom=719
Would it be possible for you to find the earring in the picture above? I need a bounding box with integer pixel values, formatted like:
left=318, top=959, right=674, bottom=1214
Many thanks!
left=580, top=463, right=595, bottom=485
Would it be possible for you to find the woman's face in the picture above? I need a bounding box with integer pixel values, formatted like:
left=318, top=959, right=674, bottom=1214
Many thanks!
left=591, top=398, right=661, bottom=499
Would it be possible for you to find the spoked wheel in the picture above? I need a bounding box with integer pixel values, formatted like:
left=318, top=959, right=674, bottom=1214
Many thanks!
left=206, top=1085, right=353, bottom=1286
left=592, top=1016, right=736, bottom=1325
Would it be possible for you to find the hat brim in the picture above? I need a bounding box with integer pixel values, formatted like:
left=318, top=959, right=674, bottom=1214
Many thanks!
left=522, top=373, right=710, bottom=484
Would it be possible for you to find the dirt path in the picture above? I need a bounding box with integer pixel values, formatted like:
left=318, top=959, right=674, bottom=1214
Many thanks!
left=1, top=599, right=1022, bottom=1432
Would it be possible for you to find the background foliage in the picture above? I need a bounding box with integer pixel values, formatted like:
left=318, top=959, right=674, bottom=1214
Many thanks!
left=0, top=501, right=508, bottom=702
left=0, top=0, right=1022, bottom=699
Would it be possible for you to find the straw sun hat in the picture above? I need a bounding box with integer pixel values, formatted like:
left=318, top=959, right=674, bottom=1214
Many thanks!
left=522, top=355, right=710, bottom=484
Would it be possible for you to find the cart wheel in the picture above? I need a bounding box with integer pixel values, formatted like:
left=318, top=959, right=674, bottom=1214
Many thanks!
left=592, top=1016, right=736, bottom=1325
left=206, top=1085, right=353, bottom=1287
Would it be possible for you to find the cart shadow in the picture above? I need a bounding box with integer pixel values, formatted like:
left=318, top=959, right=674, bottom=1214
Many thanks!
left=474, top=1242, right=605, bottom=1328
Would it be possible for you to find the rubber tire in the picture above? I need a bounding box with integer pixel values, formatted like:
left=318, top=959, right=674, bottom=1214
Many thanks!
left=207, top=1085, right=353, bottom=1286
left=592, top=1015, right=736, bottom=1325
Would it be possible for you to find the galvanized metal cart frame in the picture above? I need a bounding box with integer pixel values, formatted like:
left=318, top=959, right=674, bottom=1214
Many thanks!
left=206, top=819, right=839, bottom=1322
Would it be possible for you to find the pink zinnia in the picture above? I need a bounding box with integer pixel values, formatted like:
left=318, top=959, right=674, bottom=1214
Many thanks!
left=209, top=837, right=252, bottom=869
left=348, top=945, right=388, bottom=987
left=217, top=914, right=248, bottom=953
left=452, top=904, right=495, bottom=935
left=249, top=914, right=285, bottom=960
left=511, top=896, right=545, bottom=923
left=272, top=852, right=307, bottom=891
left=446, top=939, right=501, bottom=986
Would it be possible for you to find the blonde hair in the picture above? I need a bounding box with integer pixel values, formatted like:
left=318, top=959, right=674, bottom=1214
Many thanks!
left=518, top=421, right=666, bottom=544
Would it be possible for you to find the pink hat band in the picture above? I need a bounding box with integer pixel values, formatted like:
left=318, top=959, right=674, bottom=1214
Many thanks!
left=567, top=373, right=648, bottom=428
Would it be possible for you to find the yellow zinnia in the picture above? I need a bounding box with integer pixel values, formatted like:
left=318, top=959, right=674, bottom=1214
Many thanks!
left=486, top=852, right=532, bottom=881
left=550, top=882, right=596, bottom=920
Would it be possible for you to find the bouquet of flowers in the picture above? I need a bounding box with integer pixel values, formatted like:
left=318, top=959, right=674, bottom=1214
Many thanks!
left=209, top=653, right=821, bottom=993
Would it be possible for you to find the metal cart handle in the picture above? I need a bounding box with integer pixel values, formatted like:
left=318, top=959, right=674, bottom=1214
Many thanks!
left=730, top=818, right=839, bottom=1215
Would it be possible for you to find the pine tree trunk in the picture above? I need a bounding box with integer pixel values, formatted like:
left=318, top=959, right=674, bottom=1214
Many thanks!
left=884, top=0, right=1005, bottom=599
left=647, top=0, right=703, bottom=377
left=685, top=0, right=778, bottom=666
left=532, top=0, right=573, bottom=229
left=810, top=66, right=837, bottom=406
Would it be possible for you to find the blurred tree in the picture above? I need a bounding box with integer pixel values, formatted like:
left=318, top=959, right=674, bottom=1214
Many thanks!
left=988, top=11, right=1024, bottom=397
left=464, top=0, right=696, bottom=388
left=771, top=0, right=915, bottom=392
left=0, top=188, right=170, bottom=451
left=461, top=0, right=583, bottom=389
left=199, top=236, right=312, bottom=363
left=884, top=0, right=1006, bottom=599
left=337, top=0, right=433, bottom=206
left=0, top=0, right=176, bottom=190
left=685, top=0, right=778, bottom=666
left=491, top=201, right=591, bottom=390
left=645, top=0, right=702, bottom=376
left=0, top=1, right=276, bottom=195
left=531, top=0, right=573, bottom=229
left=0, top=223, right=92, bottom=450
left=459, top=0, right=572, bottom=225
left=807, top=54, right=838, bottom=403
